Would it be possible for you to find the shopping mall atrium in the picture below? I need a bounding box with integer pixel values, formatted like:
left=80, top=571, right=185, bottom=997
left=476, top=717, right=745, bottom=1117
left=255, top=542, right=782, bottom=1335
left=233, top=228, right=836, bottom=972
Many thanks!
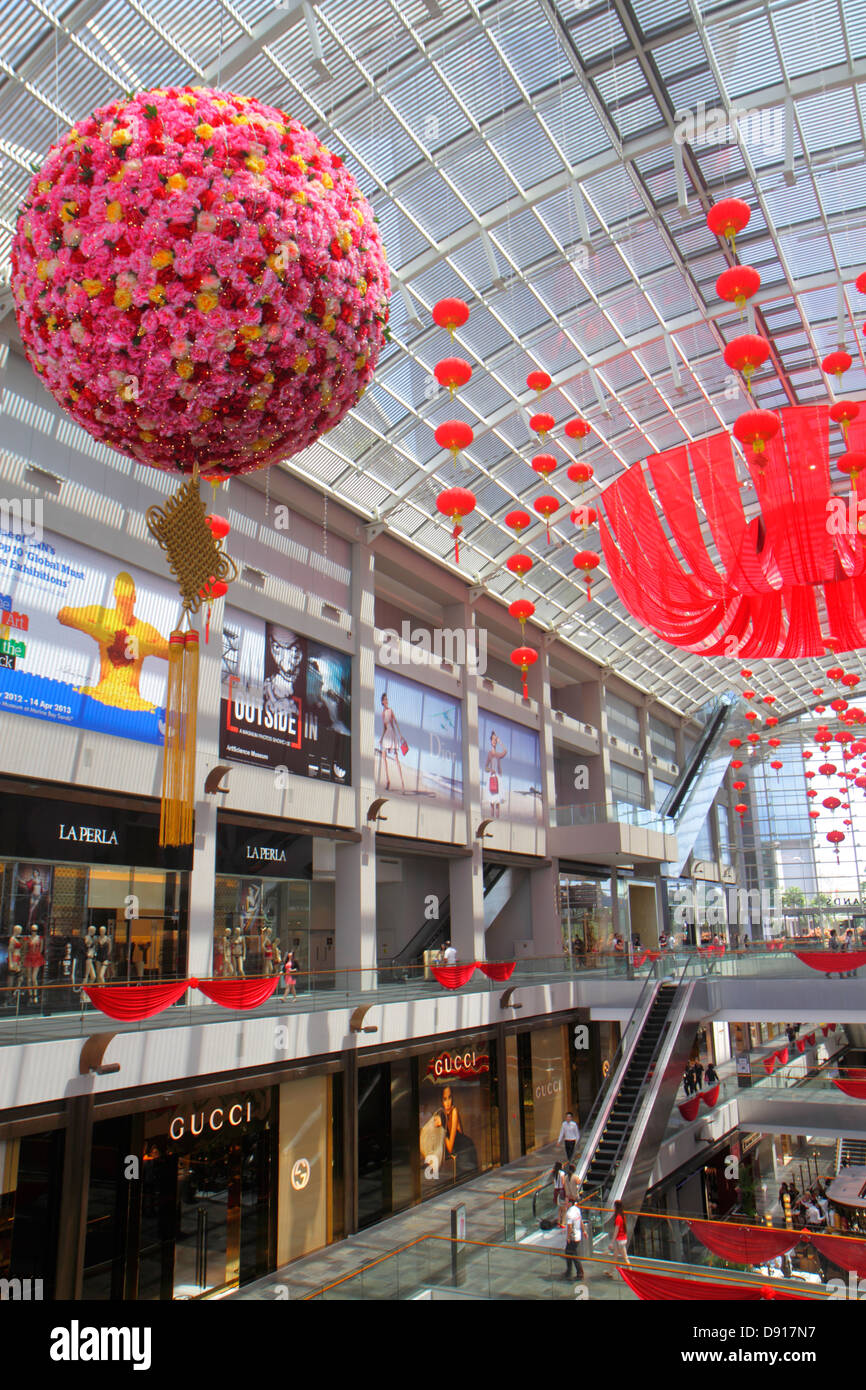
left=2, top=0, right=866, bottom=1317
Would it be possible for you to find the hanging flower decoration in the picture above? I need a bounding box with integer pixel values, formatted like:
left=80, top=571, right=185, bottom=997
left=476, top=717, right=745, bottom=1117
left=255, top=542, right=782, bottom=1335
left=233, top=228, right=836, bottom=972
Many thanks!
left=506, top=552, right=533, bottom=582
left=432, top=297, right=469, bottom=337
left=567, top=461, right=594, bottom=488
left=723, top=334, right=771, bottom=389
left=509, top=598, right=535, bottom=633
left=434, top=357, right=472, bottom=397
left=827, top=829, right=845, bottom=861
left=564, top=418, right=592, bottom=446
left=511, top=645, right=538, bottom=699
left=527, top=370, right=552, bottom=395
left=733, top=409, right=780, bottom=457
left=571, top=504, right=597, bottom=531
left=706, top=198, right=751, bottom=251
left=505, top=508, right=532, bottom=538
left=435, top=419, right=474, bottom=461
left=533, top=495, right=559, bottom=543
left=716, top=265, right=761, bottom=313
left=821, top=350, right=852, bottom=383
left=436, top=486, right=476, bottom=564
left=829, top=400, right=859, bottom=442
left=573, top=549, right=600, bottom=599
left=531, top=453, right=557, bottom=478
left=11, top=86, right=390, bottom=480
left=529, top=412, right=555, bottom=442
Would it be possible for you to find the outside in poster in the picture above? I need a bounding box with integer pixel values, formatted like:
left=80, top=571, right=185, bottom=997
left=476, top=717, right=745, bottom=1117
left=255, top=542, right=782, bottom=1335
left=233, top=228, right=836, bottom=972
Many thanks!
left=374, top=667, right=463, bottom=804
left=220, top=608, right=352, bottom=784
left=0, top=523, right=179, bottom=743
left=478, top=710, right=543, bottom=824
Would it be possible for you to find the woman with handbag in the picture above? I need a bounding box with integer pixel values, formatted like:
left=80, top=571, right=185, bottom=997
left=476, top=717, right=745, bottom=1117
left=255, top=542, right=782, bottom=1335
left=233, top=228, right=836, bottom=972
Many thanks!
left=484, top=731, right=508, bottom=819
left=377, top=692, right=407, bottom=792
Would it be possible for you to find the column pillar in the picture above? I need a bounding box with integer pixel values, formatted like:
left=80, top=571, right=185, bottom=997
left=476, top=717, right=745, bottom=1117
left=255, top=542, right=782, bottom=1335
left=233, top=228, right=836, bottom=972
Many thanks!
left=55, top=1093, right=95, bottom=1299
left=449, top=843, right=485, bottom=963
left=335, top=831, right=377, bottom=989
left=530, top=861, right=562, bottom=958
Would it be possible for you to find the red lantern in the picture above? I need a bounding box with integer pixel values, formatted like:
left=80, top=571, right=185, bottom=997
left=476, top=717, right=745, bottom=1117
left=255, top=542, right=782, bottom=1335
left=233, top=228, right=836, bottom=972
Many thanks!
left=507, top=553, right=533, bottom=582
left=838, top=452, right=866, bottom=486
left=706, top=198, right=751, bottom=250
left=823, top=796, right=841, bottom=811
left=531, top=453, right=557, bottom=478
left=432, top=297, right=469, bottom=337
left=818, top=763, right=837, bottom=776
left=831, top=698, right=849, bottom=713
left=571, top=505, right=597, bottom=531
left=731, top=759, right=744, bottom=769
left=200, top=576, right=228, bottom=643
left=732, top=780, right=746, bottom=792
left=724, top=335, right=771, bottom=388
left=745, top=709, right=758, bottom=721
left=766, top=716, right=779, bottom=727
left=533, top=495, right=559, bottom=543
left=527, top=370, right=552, bottom=395
left=573, top=549, right=600, bottom=600
left=857, top=273, right=866, bottom=295
left=436, top=486, right=476, bottom=563
left=842, top=673, right=861, bottom=689
left=564, top=418, right=591, bottom=445
left=434, top=357, right=472, bottom=397
left=807, top=789, right=818, bottom=798
left=829, top=400, right=859, bottom=442
left=822, top=350, right=852, bottom=383
left=567, top=462, right=594, bottom=486
left=815, top=705, right=826, bottom=714
left=828, top=667, right=844, bottom=681
left=770, top=760, right=783, bottom=773
left=762, top=694, right=776, bottom=704
left=434, top=420, right=474, bottom=460
left=717, top=265, right=761, bottom=313
left=529, top=412, right=556, bottom=442
left=747, top=733, right=761, bottom=744
left=205, top=514, right=231, bottom=540
left=768, top=737, right=781, bottom=748
left=511, top=645, right=538, bottom=699
left=740, top=669, right=753, bottom=679
left=509, top=598, right=535, bottom=632
left=802, top=750, right=813, bottom=759
left=730, top=738, right=743, bottom=748
left=813, top=688, right=824, bottom=696
left=826, top=828, right=845, bottom=861
left=805, top=770, right=815, bottom=778
left=735, top=803, right=747, bottom=816
left=809, top=810, right=820, bottom=818
left=743, top=689, right=756, bottom=699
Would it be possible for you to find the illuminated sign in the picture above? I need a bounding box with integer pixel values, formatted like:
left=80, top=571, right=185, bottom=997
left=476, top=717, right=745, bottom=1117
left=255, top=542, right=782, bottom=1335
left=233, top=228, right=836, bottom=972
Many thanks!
left=425, top=1049, right=490, bottom=1080
left=168, top=1099, right=253, bottom=1141
left=291, top=1158, right=311, bottom=1191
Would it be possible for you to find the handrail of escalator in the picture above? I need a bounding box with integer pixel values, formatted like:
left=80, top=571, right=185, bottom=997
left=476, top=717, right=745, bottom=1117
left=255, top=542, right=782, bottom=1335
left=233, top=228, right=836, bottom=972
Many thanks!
left=574, top=960, right=662, bottom=1190
left=586, top=956, right=694, bottom=1201
left=660, top=692, right=737, bottom=820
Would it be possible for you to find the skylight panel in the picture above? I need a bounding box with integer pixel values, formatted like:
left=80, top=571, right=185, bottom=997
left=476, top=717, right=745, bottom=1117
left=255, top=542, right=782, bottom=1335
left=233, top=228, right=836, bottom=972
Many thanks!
left=774, top=0, right=848, bottom=78
left=487, top=108, right=563, bottom=189
left=400, top=170, right=475, bottom=241
left=440, top=141, right=518, bottom=217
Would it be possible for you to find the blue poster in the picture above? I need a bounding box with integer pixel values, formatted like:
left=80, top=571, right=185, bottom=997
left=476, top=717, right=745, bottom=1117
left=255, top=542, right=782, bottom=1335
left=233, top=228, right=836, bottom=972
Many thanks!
left=374, top=668, right=463, bottom=804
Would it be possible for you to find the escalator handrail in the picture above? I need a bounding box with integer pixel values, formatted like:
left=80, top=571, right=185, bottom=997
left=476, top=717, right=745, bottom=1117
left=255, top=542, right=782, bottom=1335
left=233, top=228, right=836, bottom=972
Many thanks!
left=390, top=862, right=508, bottom=966
left=575, top=961, right=663, bottom=1189
left=661, top=692, right=737, bottom=820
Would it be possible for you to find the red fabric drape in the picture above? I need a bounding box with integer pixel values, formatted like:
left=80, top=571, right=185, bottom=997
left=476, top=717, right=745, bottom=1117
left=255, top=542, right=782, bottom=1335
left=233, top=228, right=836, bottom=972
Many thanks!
left=194, top=976, right=280, bottom=1009
left=796, top=1038, right=806, bottom=1053
left=84, top=981, right=190, bottom=1020
left=832, top=1077, right=866, bottom=1099
left=688, top=1220, right=800, bottom=1265
left=618, top=1267, right=807, bottom=1301
left=795, top=950, right=866, bottom=972
left=701, top=1084, right=720, bottom=1108
left=432, top=964, right=476, bottom=989
left=476, top=961, right=516, bottom=982
left=807, top=1032, right=816, bottom=1046
left=822, top=1024, right=838, bottom=1035
left=843, top=1066, right=866, bottom=1078
left=776, top=1045, right=789, bottom=1065
left=809, top=1234, right=866, bottom=1275
left=678, top=1096, right=701, bottom=1121
left=763, top=1055, right=776, bottom=1075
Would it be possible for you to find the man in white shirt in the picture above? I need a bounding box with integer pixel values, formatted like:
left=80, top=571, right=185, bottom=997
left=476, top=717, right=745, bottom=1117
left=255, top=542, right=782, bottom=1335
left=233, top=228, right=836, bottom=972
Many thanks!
left=443, top=942, right=457, bottom=966
left=557, top=1112, right=580, bottom=1162
left=804, top=1200, right=824, bottom=1229
left=563, top=1200, right=584, bottom=1280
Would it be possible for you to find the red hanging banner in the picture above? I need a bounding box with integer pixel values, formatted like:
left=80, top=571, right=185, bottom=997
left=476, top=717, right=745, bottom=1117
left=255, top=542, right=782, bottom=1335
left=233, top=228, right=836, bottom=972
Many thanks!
left=807, top=1233, right=866, bottom=1276
left=431, top=964, right=476, bottom=990
left=832, top=1077, right=866, bottom=1099
left=193, top=976, right=280, bottom=1010
left=84, top=981, right=191, bottom=1021
left=678, top=1096, right=701, bottom=1121
left=617, top=1267, right=807, bottom=1301
left=795, top=950, right=866, bottom=973
left=700, top=1084, right=721, bottom=1108
left=476, top=960, right=516, bottom=982
left=688, top=1220, right=800, bottom=1265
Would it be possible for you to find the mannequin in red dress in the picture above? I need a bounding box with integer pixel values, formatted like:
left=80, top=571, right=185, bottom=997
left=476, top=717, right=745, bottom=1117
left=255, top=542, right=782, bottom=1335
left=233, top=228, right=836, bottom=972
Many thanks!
left=24, top=925, right=45, bottom=1002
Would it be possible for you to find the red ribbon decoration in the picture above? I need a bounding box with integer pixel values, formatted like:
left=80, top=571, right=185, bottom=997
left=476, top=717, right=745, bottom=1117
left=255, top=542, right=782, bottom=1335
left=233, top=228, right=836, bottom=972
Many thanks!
left=678, top=1096, right=701, bottom=1121
left=84, top=981, right=190, bottom=1020
left=688, top=1220, right=800, bottom=1265
left=833, top=1077, right=866, bottom=1099
left=617, top=1267, right=807, bottom=1301
left=194, top=976, right=280, bottom=1009
left=431, top=964, right=476, bottom=989
left=762, top=1055, right=776, bottom=1075
left=476, top=961, right=516, bottom=982
left=807, top=1233, right=866, bottom=1276
left=795, top=950, right=866, bottom=973
left=701, top=1084, right=720, bottom=1108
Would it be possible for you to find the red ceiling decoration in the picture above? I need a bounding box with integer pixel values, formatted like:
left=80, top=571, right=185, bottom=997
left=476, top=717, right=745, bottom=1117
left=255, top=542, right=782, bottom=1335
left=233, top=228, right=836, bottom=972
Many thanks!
left=706, top=197, right=751, bottom=251
left=716, top=265, right=761, bottom=313
left=435, top=486, right=476, bottom=564
left=526, top=370, right=552, bottom=395
left=434, top=356, right=472, bottom=396
left=510, top=645, right=538, bottom=699
left=596, top=404, right=866, bottom=657
left=723, top=333, right=771, bottom=387
left=432, top=297, right=469, bottom=337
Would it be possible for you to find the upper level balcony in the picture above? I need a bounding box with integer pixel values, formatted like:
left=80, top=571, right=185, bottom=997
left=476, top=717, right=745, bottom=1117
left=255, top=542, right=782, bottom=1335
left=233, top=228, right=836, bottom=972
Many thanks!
left=550, top=800, right=677, bottom=865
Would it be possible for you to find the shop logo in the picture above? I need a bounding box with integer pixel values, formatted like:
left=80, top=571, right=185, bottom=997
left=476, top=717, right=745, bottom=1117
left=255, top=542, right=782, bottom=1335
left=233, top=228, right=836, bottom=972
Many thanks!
left=291, top=1158, right=311, bottom=1190
left=534, top=1080, right=562, bottom=1098
left=168, top=1100, right=252, bottom=1140
left=426, top=1049, right=489, bottom=1079
left=49, top=1322, right=151, bottom=1371
left=59, top=824, right=119, bottom=845
left=246, top=845, right=287, bottom=862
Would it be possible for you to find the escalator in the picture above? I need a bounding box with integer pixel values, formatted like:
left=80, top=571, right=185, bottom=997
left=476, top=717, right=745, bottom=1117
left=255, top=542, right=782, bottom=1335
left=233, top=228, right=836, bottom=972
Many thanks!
left=390, top=862, right=508, bottom=966
left=660, top=693, right=741, bottom=876
left=577, top=964, right=702, bottom=1211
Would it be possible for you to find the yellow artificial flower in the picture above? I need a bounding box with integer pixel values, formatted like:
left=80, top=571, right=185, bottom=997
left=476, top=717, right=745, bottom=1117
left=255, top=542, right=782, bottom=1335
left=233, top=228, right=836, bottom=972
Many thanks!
left=36, top=260, right=50, bottom=281
left=263, top=372, right=275, bottom=384
left=354, top=207, right=365, bottom=225
left=322, top=173, right=334, bottom=189
left=290, top=155, right=307, bottom=172
left=37, top=180, right=51, bottom=194
left=68, top=387, right=80, bottom=401
left=249, top=395, right=266, bottom=410
left=355, top=352, right=368, bottom=370
left=148, top=284, right=166, bottom=304
left=59, top=201, right=78, bottom=222
left=114, top=288, right=133, bottom=309
left=176, top=359, right=194, bottom=379
left=82, top=279, right=104, bottom=298
left=110, top=128, right=132, bottom=147
left=195, top=123, right=215, bottom=140
left=245, top=156, right=265, bottom=173
left=239, top=324, right=262, bottom=340
left=292, top=191, right=307, bottom=204
left=337, top=226, right=352, bottom=252
left=357, top=276, right=368, bottom=297
left=196, top=291, right=219, bottom=312
left=151, top=249, right=173, bottom=268
left=198, top=408, right=214, bottom=422
left=323, top=314, right=336, bottom=332
left=139, top=429, right=155, bottom=441
left=178, top=94, right=197, bottom=108
left=230, top=114, right=250, bottom=126
left=293, top=354, right=310, bottom=375
left=105, top=201, right=123, bottom=222
left=167, top=173, right=187, bottom=191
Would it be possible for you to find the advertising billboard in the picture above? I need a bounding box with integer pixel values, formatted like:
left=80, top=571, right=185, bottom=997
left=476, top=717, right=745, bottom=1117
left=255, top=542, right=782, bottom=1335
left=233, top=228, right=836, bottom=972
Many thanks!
left=373, top=668, right=463, bottom=805
left=220, top=608, right=352, bottom=785
left=478, top=710, right=543, bottom=823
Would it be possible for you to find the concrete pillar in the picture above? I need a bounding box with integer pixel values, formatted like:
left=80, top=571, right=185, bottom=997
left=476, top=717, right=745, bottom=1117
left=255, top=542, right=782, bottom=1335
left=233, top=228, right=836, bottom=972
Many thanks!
left=335, top=830, right=378, bottom=990
left=531, top=861, right=562, bottom=958
left=449, top=842, right=485, bottom=962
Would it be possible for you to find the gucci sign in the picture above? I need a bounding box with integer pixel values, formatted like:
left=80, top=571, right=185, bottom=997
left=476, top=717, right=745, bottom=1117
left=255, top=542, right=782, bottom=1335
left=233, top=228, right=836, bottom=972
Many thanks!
left=169, top=1099, right=253, bottom=1140
left=426, top=1049, right=489, bottom=1080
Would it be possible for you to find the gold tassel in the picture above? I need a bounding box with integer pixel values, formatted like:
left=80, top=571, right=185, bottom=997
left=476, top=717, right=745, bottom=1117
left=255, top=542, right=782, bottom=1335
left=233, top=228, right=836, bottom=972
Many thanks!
left=160, top=632, right=186, bottom=847
left=180, top=630, right=199, bottom=846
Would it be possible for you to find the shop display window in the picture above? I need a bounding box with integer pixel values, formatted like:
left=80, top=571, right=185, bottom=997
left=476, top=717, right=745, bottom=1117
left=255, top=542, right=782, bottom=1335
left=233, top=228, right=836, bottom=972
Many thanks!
left=559, top=874, right=612, bottom=958
left=213, top=876, right=310, bottom=981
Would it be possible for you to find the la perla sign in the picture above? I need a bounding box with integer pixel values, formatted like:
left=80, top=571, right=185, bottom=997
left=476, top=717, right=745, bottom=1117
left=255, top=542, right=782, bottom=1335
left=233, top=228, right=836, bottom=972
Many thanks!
left=59, top=823, right=118, bottom=845
left=169, top=1099, right=253, bottom=1140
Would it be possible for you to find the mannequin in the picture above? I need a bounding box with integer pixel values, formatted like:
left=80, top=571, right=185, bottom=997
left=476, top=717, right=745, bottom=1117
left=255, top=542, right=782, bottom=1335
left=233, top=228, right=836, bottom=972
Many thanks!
left=95, top=925, right=111, bottom=984
left=261, top=926, right=281, bottom=977
left=231, top=926, right=246, bottom=978
left=83, top=926, right=97, bottom=984
left=24, top=924, right=45, bottom=1002
left=7, top=925, right=24, bottom=993
left=221, top=929, right=234, bottom=977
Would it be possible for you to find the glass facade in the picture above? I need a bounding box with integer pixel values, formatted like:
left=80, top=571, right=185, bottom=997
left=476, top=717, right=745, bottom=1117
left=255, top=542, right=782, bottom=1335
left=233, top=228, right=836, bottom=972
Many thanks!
left=0, top=1128, right=65, bottom=1300
left=606, top=694, right=641, bottom=747
left=649, top=715, right=677, bottom=762
left=213, top=876, right=311, bottom=982
left=609, top=761, right=646, bottom=809
left=558, top=874, right=613, bottom=957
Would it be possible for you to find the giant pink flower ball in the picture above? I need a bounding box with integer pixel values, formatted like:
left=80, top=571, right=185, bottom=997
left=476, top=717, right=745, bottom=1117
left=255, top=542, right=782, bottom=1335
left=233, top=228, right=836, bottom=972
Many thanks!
left=11, top=86, right=390, bottom=478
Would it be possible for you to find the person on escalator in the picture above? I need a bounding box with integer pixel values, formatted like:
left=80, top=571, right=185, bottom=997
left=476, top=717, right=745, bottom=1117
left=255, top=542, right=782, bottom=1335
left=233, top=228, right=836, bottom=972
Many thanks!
left=704, top=1062, right=718, bottom=1087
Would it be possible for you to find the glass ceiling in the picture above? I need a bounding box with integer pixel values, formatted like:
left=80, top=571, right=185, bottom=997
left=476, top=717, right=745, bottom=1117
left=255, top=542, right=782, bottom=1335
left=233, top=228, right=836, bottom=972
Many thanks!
left=1, top=0, right=865, bottom=715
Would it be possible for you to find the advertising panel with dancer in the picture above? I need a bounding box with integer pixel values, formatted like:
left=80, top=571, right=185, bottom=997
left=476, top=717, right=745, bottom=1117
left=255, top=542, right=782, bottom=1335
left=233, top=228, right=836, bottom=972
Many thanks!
left=478, top=710, right=543, bottom=824
left=374, top=669, right=462, bottom=804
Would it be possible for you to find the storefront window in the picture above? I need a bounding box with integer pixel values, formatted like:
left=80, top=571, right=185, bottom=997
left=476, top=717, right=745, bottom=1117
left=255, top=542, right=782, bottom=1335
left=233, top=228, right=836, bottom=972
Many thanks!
left=213, top=876, right=311, bottom=981
left=0, top=1129, right=65, bottom=1299
left=558, top=874, right=612, bottom=958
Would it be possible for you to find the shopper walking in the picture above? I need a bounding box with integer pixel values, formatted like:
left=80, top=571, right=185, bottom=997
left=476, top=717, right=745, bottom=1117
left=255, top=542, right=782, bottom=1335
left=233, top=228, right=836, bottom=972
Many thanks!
left=604, top=1200, right=630, bottom=1276
left=683, top=1066, right=694, bottom=1096
left=693, top=1059, right=704, bottom=1090
left=563, top=1197, right=584, bottom=1281
left=557, top=1111, right=580, bottom=1162
left=704, top=1062, right=718, bottom=1087
left=551, top=1162, right=567, bottom=1228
